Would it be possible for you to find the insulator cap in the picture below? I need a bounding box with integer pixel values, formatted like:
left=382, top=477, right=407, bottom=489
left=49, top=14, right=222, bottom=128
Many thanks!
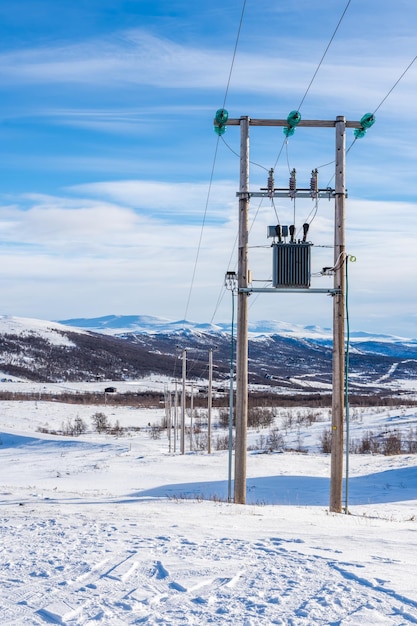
left=214, top=108, right=229, bottom=136
left=283, top=110, right=301, bottom=137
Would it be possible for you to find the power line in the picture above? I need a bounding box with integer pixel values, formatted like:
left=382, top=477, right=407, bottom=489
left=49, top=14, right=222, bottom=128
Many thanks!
left=317, top=54, right=417, bottom=191
left=372, top=55, right=417, bottom=115
left=296, top=0, right=352, bottom=112
left=266, top=1, right=353, bottom=233
left=183, top=0, right=247, bottom=323
left=183, top=138, right=220, bottom=321
left=222, top=0, right=247, bottom=110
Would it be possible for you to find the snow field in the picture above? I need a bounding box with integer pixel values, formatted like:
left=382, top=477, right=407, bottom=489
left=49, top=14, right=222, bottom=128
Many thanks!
left=1, top=392, right=417, bottom=624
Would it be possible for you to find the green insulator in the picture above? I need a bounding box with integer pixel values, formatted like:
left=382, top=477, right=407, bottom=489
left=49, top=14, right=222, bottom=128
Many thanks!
left=215, top=109, right=229, bottom=125
left=354, top=128, right=367, bottom=139
left=214, top=108, right=228, bottom=136
left=360, top=113, right=375, bottom=129
left=283, top=126, right=296, bottom=137
left=214, top=124, right=226, bottom=136
left=286, top=110, right=301, bottom=127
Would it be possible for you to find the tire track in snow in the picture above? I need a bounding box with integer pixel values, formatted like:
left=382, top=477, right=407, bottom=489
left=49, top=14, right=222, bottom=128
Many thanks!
left=2, top=517, right=417, bottom=625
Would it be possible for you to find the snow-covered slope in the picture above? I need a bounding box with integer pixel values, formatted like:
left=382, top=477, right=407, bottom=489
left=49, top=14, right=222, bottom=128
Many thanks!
left=1, top=390, right=417, bottom=624
left=60, top=313, right=417, bottom=345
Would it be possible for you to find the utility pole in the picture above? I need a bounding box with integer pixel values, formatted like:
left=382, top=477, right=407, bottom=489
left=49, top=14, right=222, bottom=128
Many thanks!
left=234, top=116, right=250, bottom=504
left=190, top=382, right=194, bottom=451
left=181, top=349, right=187, bottom=455
left=173, top=381, right=178, bottom=453
left=215, top=113, right=365, bottom=510
left=330, top=116, right=346, bottom=512
left=208, top=348, right=213, bottom=454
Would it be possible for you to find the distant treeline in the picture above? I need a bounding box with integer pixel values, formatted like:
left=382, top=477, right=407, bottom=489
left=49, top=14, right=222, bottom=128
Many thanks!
left=0, top=389, right=416, bottom=408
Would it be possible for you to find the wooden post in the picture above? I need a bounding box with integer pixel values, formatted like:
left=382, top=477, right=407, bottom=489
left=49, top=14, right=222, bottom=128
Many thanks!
left=190, top=382, right=194, bottom=451
left=330, top=116, right=346, bottom=513
left=234, top=116, right=250, bottom=505
left=181, top=349, right=186, bottom=455
left=208, top=348, right=213, bottom=454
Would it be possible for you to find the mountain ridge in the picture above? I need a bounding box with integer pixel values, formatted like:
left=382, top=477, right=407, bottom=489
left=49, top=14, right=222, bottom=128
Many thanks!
left=0, top=314, right=416, bottom=392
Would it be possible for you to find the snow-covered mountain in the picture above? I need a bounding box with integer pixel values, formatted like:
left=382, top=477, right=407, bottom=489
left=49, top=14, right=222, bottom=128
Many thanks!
left=1, top=314, right=417, bottom=392
left=60, top=314, right=417, bottom=358
left=61, top=312, right=414, bottom=340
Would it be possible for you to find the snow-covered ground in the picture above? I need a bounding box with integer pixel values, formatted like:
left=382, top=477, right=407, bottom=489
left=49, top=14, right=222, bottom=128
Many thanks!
left=1, top=386, right=417, bottom=625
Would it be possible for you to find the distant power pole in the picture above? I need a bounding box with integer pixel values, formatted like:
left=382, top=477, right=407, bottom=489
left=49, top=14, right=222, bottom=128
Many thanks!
left=208, top=348, right=213, bottom=454
left=216, top=113, right=364, bottom=511
left=181, top=349, right=187, bottom=455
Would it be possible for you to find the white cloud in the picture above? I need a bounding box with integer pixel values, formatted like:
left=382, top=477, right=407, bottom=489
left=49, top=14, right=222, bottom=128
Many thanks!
left=0, top=28, right=414, bottom=114
left=0, top=186, right=415, bottom=333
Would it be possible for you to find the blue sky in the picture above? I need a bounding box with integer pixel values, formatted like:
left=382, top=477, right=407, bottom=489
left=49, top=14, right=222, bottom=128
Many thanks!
left=0, top=0, right=416, bottom=336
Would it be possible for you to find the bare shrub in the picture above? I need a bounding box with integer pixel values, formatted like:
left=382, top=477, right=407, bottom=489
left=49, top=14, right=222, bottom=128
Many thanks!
left=73, top=416, right=87, bottom=435
left=148, top=424, right=162, bottom=440
left=267, top=428, right=285, bottom=452
left=320, top=428, right=332, bottom=454
left=248, top=407, right=274, bottom=429
left=193, top=432, right=208, bottom=451
left=382, top=430, right=402, bottom=455
left=282, top=410, right=294, bottom=432
left=109, top=420, right=125, bottom=436
left=62, top=417, right=87, bottom=436
left=218, top=408, right=234, bottom=428
left=214, top=434, right=234, bottom=451
left=406, top=427, right=417, bottom=453
left=91, top=411, right=109, bottom=433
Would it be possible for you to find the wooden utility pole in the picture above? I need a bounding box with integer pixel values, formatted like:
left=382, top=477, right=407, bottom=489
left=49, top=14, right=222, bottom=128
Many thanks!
left=217, top=114, right=362, bottom=510
left=234, top=116, right=250, bottom=504
left=208, top=348, right=213, bottom=454
left=181, top=349, right=187, bottom=455
left=330, top=116, right=346, bottom=512
left=190, top=382, right=194, bottom=451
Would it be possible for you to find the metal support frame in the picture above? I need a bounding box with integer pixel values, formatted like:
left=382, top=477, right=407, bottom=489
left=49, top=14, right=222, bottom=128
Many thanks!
left=239, top=288, right=340, bottom=294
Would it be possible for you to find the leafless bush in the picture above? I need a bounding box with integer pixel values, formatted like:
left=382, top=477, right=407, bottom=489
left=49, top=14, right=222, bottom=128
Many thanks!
left=382, top=430, right=402, bottom=455
left=91, top=411, right=110, bottom=433
left=109, top=420, right=125, bottom=437
left=148, top=423, right=162, bottom=440
left=267, top=428, right=285, bottom=451
left=218, top=408, right=234, bottom=428
left=406, top=427, right=417, bottom=453
left=320, top=428, right=332, bottom=454
left=61, top=417, right=88, bottom=436
left=349, top=428, right=416, bottom=456
left=248, top=406, right=274, bottom=429
left=214, top=434, right=235, bottom=451
left=193, top=432, right=208, bottom=451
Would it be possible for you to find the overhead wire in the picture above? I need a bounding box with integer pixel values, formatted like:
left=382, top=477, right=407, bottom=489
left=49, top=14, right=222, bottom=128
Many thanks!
left=210, top=2, right=416, bottom=325
left=316, top=53, right=417, bottom=197
left=246, top=0, right=353, bottom=312
left=296, top=0, right=352, bottom=113
left=183, top=0, right=247, bottom=324
left=216, top=0, right=354, bottom=273
left=215, top=0, right=354, bottom=325
left=268, top=0, right=352, bottom=238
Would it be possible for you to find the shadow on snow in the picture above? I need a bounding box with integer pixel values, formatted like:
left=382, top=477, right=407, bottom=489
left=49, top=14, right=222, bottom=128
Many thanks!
left=134, top=466, right=417, bottom=506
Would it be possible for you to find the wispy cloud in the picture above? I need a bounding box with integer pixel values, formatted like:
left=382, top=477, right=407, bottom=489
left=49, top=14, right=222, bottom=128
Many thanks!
left=0, top=28, right=414, bottom=113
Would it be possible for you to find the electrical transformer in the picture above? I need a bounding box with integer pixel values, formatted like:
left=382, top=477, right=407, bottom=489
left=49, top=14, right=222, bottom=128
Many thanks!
left=272, top=242, right=312, bottom=288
